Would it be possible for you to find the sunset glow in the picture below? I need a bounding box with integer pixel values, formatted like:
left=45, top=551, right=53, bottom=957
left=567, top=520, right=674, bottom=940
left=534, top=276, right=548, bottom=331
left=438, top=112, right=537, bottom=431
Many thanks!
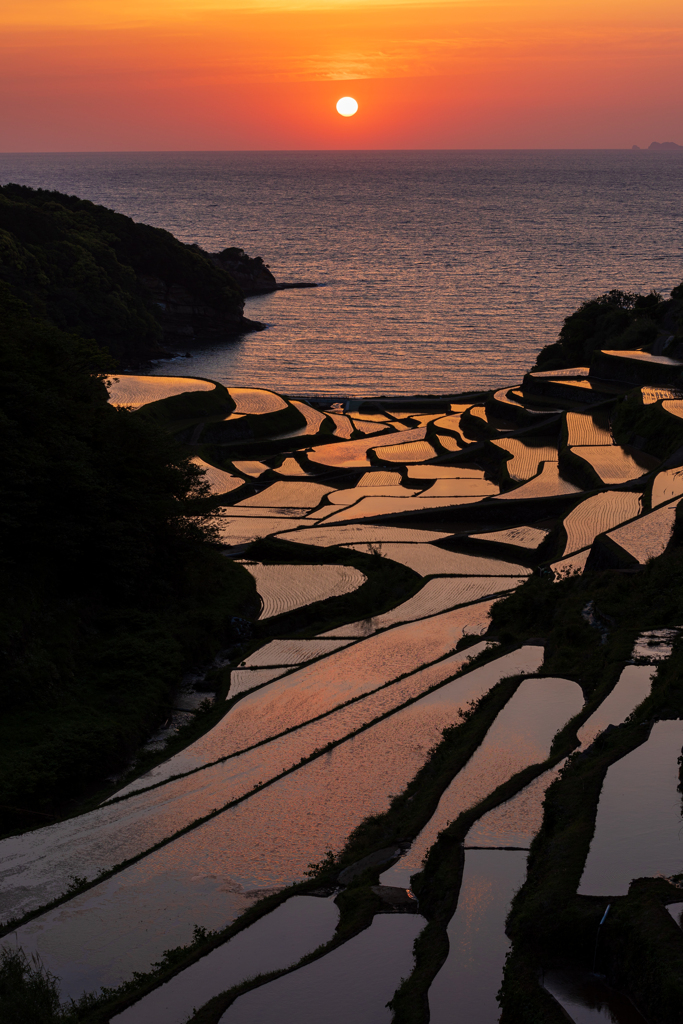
left=1, top=0, right=682, bottom=149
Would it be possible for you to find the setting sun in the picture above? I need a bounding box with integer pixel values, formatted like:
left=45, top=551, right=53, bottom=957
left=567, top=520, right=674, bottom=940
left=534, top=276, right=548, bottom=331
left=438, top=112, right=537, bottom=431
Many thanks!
left=336, top=97, right=358, bottom=118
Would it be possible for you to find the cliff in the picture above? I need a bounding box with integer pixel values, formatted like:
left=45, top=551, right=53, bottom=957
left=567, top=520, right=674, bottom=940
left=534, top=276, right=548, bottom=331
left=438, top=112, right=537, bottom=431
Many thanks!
left=0, top=184, right=265, bottom=366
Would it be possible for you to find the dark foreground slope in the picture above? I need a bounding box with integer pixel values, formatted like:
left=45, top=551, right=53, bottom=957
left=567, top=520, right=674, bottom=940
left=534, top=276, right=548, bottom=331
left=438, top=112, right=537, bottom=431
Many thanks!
left=0, top=289, right=256, bottom=832
left=0, top=185, right=261, bottom=365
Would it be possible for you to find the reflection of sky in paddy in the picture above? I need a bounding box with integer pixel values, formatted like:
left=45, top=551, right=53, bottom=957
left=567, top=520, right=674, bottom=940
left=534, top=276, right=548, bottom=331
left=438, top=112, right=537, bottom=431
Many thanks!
left=579, top=719, right=683, bottom=896
left=220, top=914, right=425, bottom=1024
left=465, top=761, right=565, bottom=849
left=113, top=895, right=339, bottom=1024
left=577, top=665, right=656, bottom=750
left=1, top=640, right=488, bottom=925
left=382, top=674, right=581, bottom=887
left=428, top=850, right=528, bottom=1024
left=8, top=642, right=531, bottom=993
left=321, top=576, right=525, bottom=638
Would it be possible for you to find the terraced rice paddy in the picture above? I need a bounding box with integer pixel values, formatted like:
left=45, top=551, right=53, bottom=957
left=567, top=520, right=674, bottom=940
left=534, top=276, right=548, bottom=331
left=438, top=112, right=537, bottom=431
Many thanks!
left=436, top=433, right=462, bottom=450
left=407, top=465, right=486, bottom=479
left=432, top=413, right=463, bottom=432
left=651, top=467, right=683, bottom=507
left=326, top=413, right=354, bottom=438
left=492, top=438, right=558, bottom=481
left=372, top=439, right=437, bottom=462
left=212, top=517, right=314, bottom=545
left=577, top=666, right=657, bottom=749
left=229, top=666, right=290, bottom=696
left=569, top=445, right=657, bottom=484
left=565, top=412, right=613, bottom=446
left=471, top=525, right=550, bottom=549
left=237, top=481, right=334, bottom=508
left=106, top=374, right=215, bottom=409
left=428, top=850, right=528, bottom=1024
left=381, top=674, right=583, bottom=887
left=190, top=457, right=244, bottom=495
left=549, top=549, right=591, bottom=579
left=357, top=470, right=402, bottom=485
left=113, top=896, right=340, bottom=1024
left=465, top=762, right=564, bottom=848
left=276, top=457, right=308, bottom=476
left=495, top=461, right=582, bottom=500
left=642, top=387, right=683, bottom=404
left=275, top=523, right=452, bottom=547
left=289, top=400, right=327, bottom=433
left=319, top=494, right=482, bottom=523
left=350, top=418, right=388, bottom=434
left=220, top=915, right=424, bottom=1024
left=561, top=491, right=642, bottom=555
left=345, top=542, right=530, bottom=577
left=228, top=387, right=288, bottom=414
left=12, top=364, right=683, bottom=1023
left=579, top=720, right=683, bottom=895
left=239, top=637, right=353, bottom=667
left=321, top=577, right=525, bottom=637
left=237, top=562, right=366, bottom=619
left=308, top=427, right=427, bottom=468
left=419, top=477, right=499, bottom=497
left=604, top=497, right=681, bottom=564
left=232, top=460, right=269, bottom=477
left=326, top=484, right=421, bottom=505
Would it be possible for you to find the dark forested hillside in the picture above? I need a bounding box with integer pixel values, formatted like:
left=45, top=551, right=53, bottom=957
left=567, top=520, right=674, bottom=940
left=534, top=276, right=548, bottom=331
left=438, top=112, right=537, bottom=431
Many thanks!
left=0, top=184, right=257, bottom=365
left=533, top=285, right=683, bottom=372
left=0, top=287, right=255, bottom=831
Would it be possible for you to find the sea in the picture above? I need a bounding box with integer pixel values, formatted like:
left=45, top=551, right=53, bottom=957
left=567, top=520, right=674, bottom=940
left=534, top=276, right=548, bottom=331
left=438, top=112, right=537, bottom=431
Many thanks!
left=1, top=150, right=682, bottom=398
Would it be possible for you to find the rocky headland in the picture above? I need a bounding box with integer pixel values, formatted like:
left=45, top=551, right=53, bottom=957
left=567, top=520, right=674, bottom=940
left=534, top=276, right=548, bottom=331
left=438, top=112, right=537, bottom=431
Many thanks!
left=0, top=184, right=313, bottom=367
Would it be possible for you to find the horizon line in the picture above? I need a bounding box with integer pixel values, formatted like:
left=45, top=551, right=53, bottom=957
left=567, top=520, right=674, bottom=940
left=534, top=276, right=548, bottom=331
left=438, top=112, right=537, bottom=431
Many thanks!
left=2, top=146, right=681, bottom=156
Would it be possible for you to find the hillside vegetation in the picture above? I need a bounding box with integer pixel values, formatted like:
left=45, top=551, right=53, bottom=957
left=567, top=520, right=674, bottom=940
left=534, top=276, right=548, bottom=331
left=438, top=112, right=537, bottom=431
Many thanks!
left=0, top=287, right=255, bottom=832
left=0, top=184, right=254, bottom=365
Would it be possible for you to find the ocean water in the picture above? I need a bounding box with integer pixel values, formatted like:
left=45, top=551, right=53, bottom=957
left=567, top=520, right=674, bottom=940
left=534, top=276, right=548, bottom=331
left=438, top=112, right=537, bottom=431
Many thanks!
left=2, top=150, right=682, bottom=397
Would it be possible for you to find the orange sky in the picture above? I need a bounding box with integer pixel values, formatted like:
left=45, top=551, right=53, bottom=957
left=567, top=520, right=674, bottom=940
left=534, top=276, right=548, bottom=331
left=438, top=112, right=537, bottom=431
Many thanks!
left=1, top=0, right=682, bottom=150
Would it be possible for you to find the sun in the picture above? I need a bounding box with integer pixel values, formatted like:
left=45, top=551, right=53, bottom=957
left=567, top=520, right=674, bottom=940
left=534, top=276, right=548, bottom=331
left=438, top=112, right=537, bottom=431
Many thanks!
left=336, top=97, right=358, bottom=117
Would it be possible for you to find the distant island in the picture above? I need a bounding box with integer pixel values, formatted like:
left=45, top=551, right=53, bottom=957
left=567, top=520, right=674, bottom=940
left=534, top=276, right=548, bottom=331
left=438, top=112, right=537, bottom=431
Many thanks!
left=632, top=141, right=683, bottom=151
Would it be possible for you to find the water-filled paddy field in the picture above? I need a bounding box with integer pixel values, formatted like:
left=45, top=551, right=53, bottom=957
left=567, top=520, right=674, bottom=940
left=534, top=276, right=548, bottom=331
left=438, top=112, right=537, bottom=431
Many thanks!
left=3, top=359, right=683, bottom=1024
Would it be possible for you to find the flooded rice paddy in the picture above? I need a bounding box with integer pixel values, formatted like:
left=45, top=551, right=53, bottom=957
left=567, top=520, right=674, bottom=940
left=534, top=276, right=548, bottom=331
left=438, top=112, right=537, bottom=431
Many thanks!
left=381, top=674, right=582, bottom=887
left=106, top=374, right=215, bottom=409
left=428, top=850, right=528, bottom=1024
left=7, top=366, right=683, bottom=1021
left=237, top=562, right=366, bottom=618
left=321, top=576, right=526, bottom=638
left=569, top=446, right=656, bottom=485
left=604, top=497, right=681, bottom=565
left=494, top=462, right=582, bottom=500
left=579, top=720, right=683, bottom=895
left=220, top=914, right=426, bottom=1024
left=112, top=895, right=339, bottom=1024
left=561, top=492, right=642, bottom=556
left=345, top=543, right=530, bottom=578
left=577, top=666, right=657, bottom=749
